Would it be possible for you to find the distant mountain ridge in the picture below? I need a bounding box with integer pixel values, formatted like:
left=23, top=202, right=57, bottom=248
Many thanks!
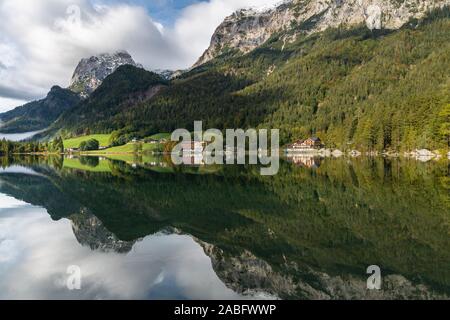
left=0, top=51, right=142, bottom=134
left=0, top=86, right=81, bottom=133
left=195, top=0, right=450, bottom=66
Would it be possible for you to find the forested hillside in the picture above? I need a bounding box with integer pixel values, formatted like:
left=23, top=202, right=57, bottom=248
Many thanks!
left=54, top=65, right=168, bottom=137
left=54, top=8, right=450, bottom=151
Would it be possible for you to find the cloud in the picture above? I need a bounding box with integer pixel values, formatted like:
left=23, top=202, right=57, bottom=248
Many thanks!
left=0, top=98, right=28, bottom=113
left=0, top=0, right=282, bottom=110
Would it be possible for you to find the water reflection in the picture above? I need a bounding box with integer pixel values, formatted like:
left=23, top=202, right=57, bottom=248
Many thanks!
left=0, top=155, right=449, bottom=300
left=0, top=200, right=246, bottom=300
left=285, top=155, right=322, bottom=168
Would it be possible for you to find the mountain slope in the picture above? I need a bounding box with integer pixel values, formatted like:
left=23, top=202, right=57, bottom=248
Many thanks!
left=0, top=86, right=81, bottom=133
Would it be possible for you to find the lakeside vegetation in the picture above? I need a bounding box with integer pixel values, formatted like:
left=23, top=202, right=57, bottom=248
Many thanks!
left=0, top=136, right=64, bottom=155
left=63, top=133, right=169, bottom=154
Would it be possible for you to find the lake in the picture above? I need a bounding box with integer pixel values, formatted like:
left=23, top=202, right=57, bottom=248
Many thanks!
left=0, top=155, right=449, bottom=300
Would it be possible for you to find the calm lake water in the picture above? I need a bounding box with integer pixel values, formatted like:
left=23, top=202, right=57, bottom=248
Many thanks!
left=0, top=155, right=449, bottom=300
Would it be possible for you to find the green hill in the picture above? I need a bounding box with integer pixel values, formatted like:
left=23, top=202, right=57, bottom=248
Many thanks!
left=54, top=65, right=168, bottom=136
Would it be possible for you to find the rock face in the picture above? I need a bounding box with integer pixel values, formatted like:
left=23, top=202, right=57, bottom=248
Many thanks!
left=69, top=51, right=142, bottom=97
left=195, top=0, right=450, bottom=66
left=71, top=210, right=135, bottom=253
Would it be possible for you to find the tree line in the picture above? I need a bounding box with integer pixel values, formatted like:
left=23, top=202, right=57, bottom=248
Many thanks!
left=0, top=137, right=64, bottom=155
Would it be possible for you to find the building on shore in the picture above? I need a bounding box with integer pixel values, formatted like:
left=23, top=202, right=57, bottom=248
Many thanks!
left=286, top=137, right=323, bottom=153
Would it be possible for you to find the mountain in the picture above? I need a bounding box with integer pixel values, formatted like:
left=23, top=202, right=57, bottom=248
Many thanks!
left=22, top=2, right=450, bottom=151
left=195, top=0, right=450, bottom=66
left=152, top=69, right=184, bottom=80
left=54, top=65, right=168, bottom=136
left=0, top=86, right=81, bottom=133
left=0, top=51, right=142, bottom=134
left=69, top=51, right=142, bottom=97
left=52, top=5, right=450, bottom=151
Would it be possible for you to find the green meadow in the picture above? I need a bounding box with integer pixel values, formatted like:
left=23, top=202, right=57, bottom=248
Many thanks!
left=63, top=133, right=167, bottom=154
left=86, top=142, right=162, bottom=154
left=148, top=133, right=171, bottom=140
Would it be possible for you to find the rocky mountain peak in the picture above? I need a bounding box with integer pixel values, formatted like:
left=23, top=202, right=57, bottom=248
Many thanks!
left=195, top=0, right=450, bottom=66
left=69, top=51, right=142, bottom=97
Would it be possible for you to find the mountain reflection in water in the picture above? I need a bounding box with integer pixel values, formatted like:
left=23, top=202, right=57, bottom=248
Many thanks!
left=0, top=155, right=449, bottom=300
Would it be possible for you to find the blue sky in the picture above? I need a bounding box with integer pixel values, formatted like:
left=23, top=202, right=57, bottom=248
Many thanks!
left=101, top=0, right=204, bottom=25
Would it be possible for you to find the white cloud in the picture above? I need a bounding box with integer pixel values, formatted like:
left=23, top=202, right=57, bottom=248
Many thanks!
left=0, top=0, right=282, bottom=111
left=0, top=97, right=28, bottom=113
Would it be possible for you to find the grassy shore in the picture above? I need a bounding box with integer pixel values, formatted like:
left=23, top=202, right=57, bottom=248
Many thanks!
left=63, top=133, right=170, bottom=154
left=85, top=142, right=162, bottom=154
left=64, top=134, right=112, bottom=149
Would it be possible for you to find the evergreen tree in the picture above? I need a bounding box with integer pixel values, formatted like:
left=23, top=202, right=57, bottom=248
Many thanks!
left=439, top=104, right=450, bottom=148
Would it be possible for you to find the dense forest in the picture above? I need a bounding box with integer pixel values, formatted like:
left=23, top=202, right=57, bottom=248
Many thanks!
left=47, top=8, right=450, bottom=151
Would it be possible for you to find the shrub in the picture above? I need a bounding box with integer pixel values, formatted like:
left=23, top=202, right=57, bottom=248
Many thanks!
left=79, top=139, right=100, bottom=151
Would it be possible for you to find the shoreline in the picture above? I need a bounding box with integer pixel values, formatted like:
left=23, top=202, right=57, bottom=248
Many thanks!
left=5, top=149, right=450, bottom=161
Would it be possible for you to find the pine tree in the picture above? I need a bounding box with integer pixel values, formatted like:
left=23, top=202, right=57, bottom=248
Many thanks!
left=439, top=104, right=450, bottom=148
